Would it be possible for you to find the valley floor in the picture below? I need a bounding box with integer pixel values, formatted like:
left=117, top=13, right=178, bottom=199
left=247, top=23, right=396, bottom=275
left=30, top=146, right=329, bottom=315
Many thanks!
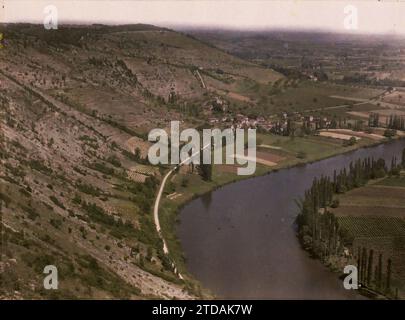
left=157, top=132, right=400, bottom=294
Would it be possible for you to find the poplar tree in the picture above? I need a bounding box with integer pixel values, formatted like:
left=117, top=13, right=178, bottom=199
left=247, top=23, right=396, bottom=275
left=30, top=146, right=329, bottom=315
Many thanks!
left=386, top=258, right=392, bottom=293
left=377, top=253, right=383, bottom=290
left=402, top=148, right=405, bottom=168
left=367, top=249, right=374, bottom=286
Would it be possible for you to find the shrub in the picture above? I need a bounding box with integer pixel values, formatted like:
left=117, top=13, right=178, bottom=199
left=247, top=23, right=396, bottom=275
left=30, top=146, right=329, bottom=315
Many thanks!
left=24, top=206, right=39, bottom=220
left=49, top=218, right=62, bottom=229
left=49, top=195, right=65, bottom=209
left=384, top=129, right=397, bottom=138
left=106, top=155, right=121, bottom=168
left=90, top=162, right=115, bottom=175
left=28, top=160, right=53, bottom=175
left=76, top=183, right=100, bottom=196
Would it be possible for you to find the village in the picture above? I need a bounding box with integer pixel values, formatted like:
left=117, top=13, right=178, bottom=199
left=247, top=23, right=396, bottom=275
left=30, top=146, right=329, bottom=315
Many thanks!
left=205, top=89, right=405, bottom=144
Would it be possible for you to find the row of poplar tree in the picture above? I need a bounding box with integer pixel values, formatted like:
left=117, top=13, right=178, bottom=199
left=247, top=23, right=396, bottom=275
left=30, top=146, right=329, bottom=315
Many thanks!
left=296, top=148, right=405, bottom=297
left=369, top=112, right=405, bottom=131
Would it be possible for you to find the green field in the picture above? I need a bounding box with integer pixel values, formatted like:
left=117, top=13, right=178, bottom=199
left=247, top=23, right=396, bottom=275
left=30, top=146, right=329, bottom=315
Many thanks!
left=376, top=176, right=405, bottom=188
left=331, top=175, right=405, bottom=298
left=338, top=216, right=405, bottom=238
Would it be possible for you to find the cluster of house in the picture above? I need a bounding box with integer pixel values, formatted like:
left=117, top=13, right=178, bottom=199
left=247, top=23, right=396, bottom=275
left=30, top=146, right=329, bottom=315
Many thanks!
left=209, top=112, right=334, bottom=134
left=204, top=94, right=339, bottom=136
left=209, top=114, right=270, bottom=130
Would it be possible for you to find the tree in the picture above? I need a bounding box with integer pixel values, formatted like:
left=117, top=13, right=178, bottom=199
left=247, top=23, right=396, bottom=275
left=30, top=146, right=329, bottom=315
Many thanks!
left=297, top=151, right=307, bottom=159
left=402, top=148, right=405, bottom=168
left=361, top=247, right=367, bottom=285
left=390, top=156, right=401, bottom=176
left=349, top=136, right=357, bottom=146
left=367, top=249, right=374, bottom=286
left=377, top=253, right=383, bottom=290
left=384, top=129, right=396, bottom=138
left=198, top=148, right=212, bottom=181
left=343, top=136, right=357, bottom=147
left=134, top=147, right=141, bottom=162
left=368, top=113, right=379, bottom=127
left=146, top=247, right=153, bottom=262
left=181, top=177, right=189, bottom=188
left=198, top=163, right=212, bottom=181
left=297, top=156, right=392, bottom=263
left=387, top=114, right=405, bottom=131
left=356, top=247, right=361, bottom=278
left=386, top=258, right=392, bottom=293
left=286, top=119, right=296, bottom=137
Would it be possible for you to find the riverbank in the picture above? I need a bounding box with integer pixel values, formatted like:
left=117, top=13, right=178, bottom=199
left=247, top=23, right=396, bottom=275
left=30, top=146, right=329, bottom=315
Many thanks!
left=158, top=133, right=404, bottom=298
left=296, top=169, right=405, bottom=300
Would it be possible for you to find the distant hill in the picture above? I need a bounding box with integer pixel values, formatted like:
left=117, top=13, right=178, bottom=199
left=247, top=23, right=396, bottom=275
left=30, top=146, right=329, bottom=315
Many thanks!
left=2, top=24, right=283, bottom=134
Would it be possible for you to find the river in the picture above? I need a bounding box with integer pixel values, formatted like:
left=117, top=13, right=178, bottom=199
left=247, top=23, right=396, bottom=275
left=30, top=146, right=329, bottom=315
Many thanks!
left=177, top=139, right=405, bottom=299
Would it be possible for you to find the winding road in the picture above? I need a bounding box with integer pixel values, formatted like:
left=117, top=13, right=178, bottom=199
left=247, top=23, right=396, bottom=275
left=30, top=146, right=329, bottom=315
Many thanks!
left=153, top=143, right=211, bottom=280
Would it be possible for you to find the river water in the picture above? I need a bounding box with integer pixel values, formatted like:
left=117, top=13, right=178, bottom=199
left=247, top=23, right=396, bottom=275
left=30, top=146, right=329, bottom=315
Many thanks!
left=178, top=139, right=405, bottom=299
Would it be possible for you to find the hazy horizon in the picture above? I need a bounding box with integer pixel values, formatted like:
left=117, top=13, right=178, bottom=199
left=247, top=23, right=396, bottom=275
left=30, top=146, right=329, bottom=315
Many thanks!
left=2, top=0, right=405, bottom=36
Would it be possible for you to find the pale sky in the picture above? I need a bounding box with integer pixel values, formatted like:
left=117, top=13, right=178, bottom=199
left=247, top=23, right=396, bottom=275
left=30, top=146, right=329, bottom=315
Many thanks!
left=2, top=0, right=405, bottom=34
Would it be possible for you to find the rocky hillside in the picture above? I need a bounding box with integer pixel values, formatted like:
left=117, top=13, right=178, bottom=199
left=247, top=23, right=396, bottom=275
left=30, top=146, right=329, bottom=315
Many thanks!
left=0, top=24, right=281, bottom=299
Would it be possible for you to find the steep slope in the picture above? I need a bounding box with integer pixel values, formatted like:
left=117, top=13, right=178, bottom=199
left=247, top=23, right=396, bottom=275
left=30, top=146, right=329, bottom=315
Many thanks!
left=0, top=63, right=194, bottom=299
left=0, top=24, right=281, bottom=299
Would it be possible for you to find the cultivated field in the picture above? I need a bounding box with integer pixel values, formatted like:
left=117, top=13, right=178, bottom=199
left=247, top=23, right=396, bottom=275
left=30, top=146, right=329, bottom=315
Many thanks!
left=331, top=176, right=405, bottom=298
left=319, top=131, right=361, bottom=141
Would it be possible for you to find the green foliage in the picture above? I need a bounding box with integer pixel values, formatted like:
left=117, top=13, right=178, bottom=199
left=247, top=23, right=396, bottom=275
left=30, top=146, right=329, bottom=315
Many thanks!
left=384, top=129, right=397, bottom=138
left=10, top=139, right=27, bottom=151
left=72, top=193, right=82, bottom=205
left=0, top=192, right=12, bottom=207
left=19, top=187, right=31, bottom=197
left=343, top=136, right=357, bottom=147
left=297, top=157, right=388, bottom=256
left=402, top=148, right=405, bottom=168
left=134, top=147, right=142, bottom=161
left=106, top=155, right=121, bottom=168
left=76, top=254, right=141, bottom=298
left=5, top=163, right=26, bottom=177
left=102, top=118, right=146, bottom=140
left=81, top=202, right=115, bottom=225
left=49, top=195, right=65, bottom=209
left=181, top=177, right=189, bottom=188
left=387, top=114, right=405, bottom=131
left=24, top=206, right=39, bottom=220
left=49, top=218, right=62, bottom=229
left=89, top=162, right=115, bottom=175
left=125, top=176, right=158, bottom=214
left=21, top=252, right=55, bottom=273
left=28, top=160, right=53, bottom=175
left=79, top=135, right=99, bottom=149
left=122, top=148, right=147, bottom=164
left=81, top=202, right=144, bottom=241
left=76, top=182, right=100, bottom=197
left=330, top=198, right=340, bottom=208
left=2, top=226, right=31, bottom=249
left=198, top=150, right=213, bottom=181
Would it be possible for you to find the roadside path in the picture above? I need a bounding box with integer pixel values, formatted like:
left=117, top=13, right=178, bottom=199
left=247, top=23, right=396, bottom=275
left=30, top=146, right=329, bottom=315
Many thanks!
left=153, top=143, right=210, bottom=280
